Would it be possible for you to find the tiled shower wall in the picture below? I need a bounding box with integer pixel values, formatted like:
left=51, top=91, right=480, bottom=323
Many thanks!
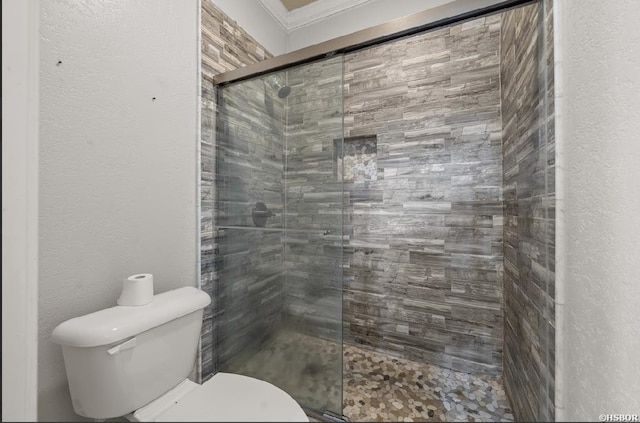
left=200, top=0, right=275, bottom=378
left=501, top=2, right=555, bottom=421
left=340, top=16, right=505, bottom=375
left=283, top=58, right=345, bottom=342
left=213, top=79, right=287, bottom=374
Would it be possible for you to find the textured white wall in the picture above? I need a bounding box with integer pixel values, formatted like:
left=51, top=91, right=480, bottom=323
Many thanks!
left=556, top=0, right=640, bottom=420
left=2, top=0, right=39, bottom=420
left=38, top=0, right=199, bottom=420
left=211, top=0, right=288, bottom=55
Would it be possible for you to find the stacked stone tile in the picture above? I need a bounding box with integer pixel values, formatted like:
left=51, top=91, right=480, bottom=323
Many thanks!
left=501, top=3, right=555, bottom=421
left=339, top=16, right=505, bottom=376
left=200, top=1, right=275, bottom=378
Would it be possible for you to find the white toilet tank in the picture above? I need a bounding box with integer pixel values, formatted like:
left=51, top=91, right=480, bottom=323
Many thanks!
left=52, top=287, right=211, bottom=419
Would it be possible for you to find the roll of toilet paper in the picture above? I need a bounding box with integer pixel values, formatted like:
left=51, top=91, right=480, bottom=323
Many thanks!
left=117, top=274, right=154, bottom=306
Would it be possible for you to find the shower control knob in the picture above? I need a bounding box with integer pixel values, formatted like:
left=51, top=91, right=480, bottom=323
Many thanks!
left=252, top=202, right=274, bottom=227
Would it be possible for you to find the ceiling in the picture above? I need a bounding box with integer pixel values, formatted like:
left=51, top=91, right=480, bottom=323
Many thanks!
left=279, top=0, right=319, bottom=11
left=261, top=0, right=374, bottom=32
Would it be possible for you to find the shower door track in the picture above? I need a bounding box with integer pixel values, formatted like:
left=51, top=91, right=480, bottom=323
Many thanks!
left=305, top=408, right=350, bottom=423
left=212, top=0, right=534, bottom=86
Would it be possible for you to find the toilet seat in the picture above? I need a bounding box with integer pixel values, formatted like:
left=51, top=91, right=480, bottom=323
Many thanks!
left=132, top=373, right=308, bottom=422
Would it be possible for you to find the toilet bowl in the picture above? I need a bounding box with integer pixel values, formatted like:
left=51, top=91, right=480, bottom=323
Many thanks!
left=130, top=374, right=307, bottom=422
left=51, top=287, right=308, bottom=422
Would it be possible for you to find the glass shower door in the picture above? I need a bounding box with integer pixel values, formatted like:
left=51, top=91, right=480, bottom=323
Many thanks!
left=213, top=55, right=344, bottom=416
left=281, top=56, right=344, bottom=415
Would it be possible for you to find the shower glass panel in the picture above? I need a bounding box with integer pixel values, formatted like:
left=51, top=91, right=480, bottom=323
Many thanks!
left=213, top=56, right=344, bottom=415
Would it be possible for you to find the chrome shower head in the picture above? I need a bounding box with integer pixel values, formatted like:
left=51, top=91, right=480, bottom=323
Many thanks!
left=266, top=75, right=291, bottom=98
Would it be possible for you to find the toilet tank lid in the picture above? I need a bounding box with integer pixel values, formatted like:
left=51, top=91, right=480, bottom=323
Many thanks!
left=51, top=287, right=211, bottom=348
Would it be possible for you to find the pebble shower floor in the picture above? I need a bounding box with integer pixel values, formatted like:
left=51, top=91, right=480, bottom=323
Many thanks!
left=228, top=331, right=514, bottom=422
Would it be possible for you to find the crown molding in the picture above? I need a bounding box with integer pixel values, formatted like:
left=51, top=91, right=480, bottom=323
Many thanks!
left=288, top=0, right=375, bottom=31
left=258, top=0, right=376, bottom=32
left=257, top=0, right=289, bottom=31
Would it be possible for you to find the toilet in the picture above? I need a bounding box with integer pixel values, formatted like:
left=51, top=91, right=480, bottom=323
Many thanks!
left=52, top=287, right=309, bottom=422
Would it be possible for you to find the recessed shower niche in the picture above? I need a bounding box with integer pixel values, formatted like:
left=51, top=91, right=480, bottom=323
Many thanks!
left=335, top=135, right=378, bottom=182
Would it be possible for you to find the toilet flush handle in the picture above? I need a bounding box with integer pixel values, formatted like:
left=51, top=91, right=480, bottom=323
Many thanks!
left=107, top=337, right=137, bottom=355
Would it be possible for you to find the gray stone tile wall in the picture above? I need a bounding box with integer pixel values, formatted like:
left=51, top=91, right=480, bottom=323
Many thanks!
left=282, top=57, right=345, bottom=343
left=213, top=77, right=287, bottom=374
left=341, top=16, right=504, bottom=375
left=200, top=1, right=274, bottom=379
left=285, top=15, right=505, bottom=376
left=501, top=2, right=555, bottom=421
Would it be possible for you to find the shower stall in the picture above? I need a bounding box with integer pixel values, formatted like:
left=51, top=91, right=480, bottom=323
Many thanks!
left=202, top=0, right=554, bottom=421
